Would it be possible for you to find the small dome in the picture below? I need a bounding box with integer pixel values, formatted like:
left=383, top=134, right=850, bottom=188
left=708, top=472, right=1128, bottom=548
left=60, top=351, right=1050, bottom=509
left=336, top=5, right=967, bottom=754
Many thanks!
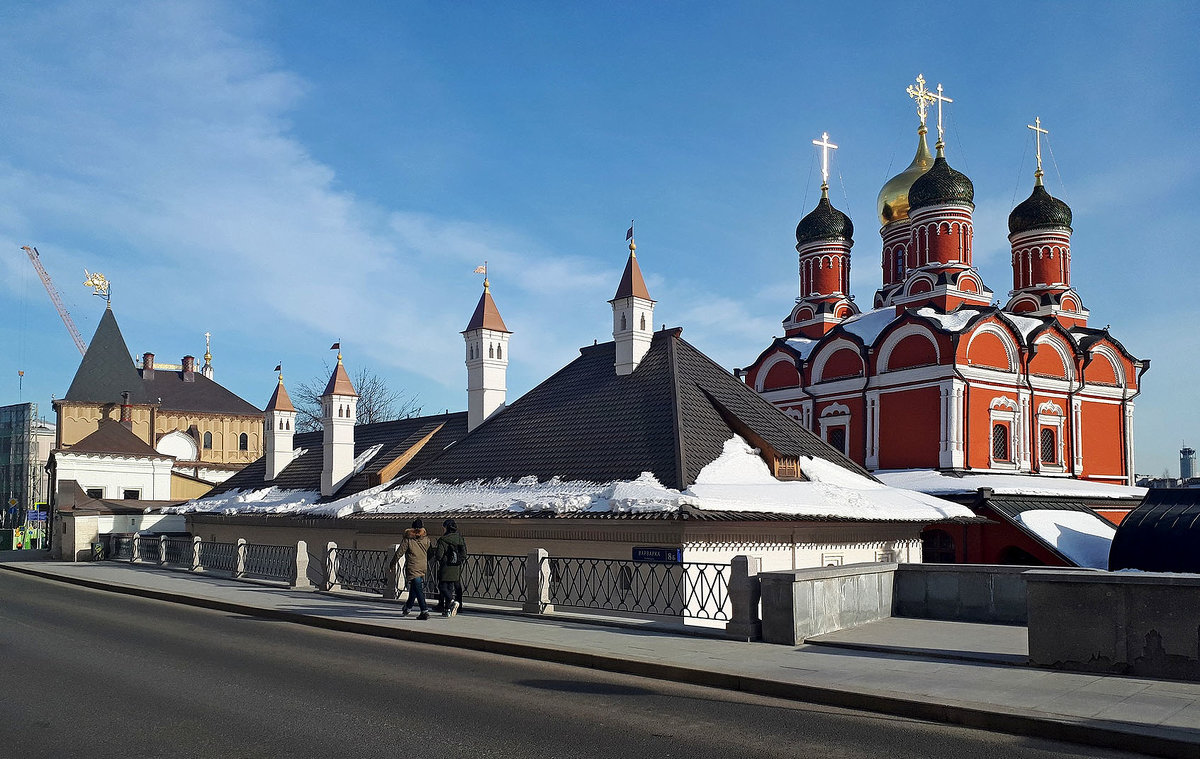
left=877, top=127, right=934, bottom=225
left=1008, top=183, right=1072, bottom=235
left=796, top=195, right=853, bottom=247
left=909, top=154, right=974, bottom=211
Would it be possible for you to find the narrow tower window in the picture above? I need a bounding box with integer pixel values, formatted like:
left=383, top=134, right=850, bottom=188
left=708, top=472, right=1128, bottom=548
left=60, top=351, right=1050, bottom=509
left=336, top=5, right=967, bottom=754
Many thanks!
left=489, top=343, right=494, bottom=358
left=497, top=344, right=502, bottom=360
left=621, top=313, right=627, bottom=331
left=640, top=313, right=646, bottom=330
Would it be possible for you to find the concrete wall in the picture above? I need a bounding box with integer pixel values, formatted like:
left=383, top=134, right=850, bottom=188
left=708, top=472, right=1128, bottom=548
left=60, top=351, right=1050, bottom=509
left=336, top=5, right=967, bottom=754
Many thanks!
left=760, top=563, right=897, bottom=645
left=895, top=564, right=1031, bottom=625
left=1027, top=570, right=1200, bottom=681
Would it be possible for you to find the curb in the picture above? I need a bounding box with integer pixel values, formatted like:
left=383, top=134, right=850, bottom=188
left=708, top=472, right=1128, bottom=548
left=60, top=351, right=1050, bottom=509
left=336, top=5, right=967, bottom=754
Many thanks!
left=4, top=563, right=1198, bottom=759
left=803, top=638, right=1030, bottom=667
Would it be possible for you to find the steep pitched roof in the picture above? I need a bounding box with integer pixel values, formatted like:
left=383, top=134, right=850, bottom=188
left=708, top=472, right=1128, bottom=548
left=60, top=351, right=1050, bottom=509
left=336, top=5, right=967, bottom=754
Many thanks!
left=204, top=412, right=469, bottom=501
left=64, top=308, right=152, bottom=404
left=265, top=379, right=296, bottom=413
left=400, top=329, right=870, bottom=490
left=322, top=361, right=358, bottom=397
left=63, top=420, right=165, bottom=458
left=463, top=287, right=511, bottom=333
left=612, top=252, right=652, bottom=301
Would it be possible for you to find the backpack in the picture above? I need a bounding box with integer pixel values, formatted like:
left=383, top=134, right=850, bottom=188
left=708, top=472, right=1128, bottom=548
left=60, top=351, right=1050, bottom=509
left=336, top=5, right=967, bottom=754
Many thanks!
left=443, top=542, right=463, bottom=566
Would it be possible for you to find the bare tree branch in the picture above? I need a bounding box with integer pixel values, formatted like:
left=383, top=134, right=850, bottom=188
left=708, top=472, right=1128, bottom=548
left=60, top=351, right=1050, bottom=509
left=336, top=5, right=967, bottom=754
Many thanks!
left=293, top=366, right=422, bottom=433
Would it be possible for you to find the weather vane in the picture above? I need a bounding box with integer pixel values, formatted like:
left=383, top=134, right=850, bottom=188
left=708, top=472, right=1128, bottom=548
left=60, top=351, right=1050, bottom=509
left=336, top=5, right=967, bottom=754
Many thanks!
left=83, top=269, right=110, bottom=302
left=906, top=73, right=936, bottom=127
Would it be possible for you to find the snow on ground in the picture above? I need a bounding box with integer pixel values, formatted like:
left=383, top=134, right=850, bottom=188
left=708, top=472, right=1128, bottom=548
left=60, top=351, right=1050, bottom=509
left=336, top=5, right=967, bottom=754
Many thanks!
left=1013, top=509, right=1115, bottom=569
left=877, top=469, right=1146, bottom=499
left=179, top=436, right=973, bottom=522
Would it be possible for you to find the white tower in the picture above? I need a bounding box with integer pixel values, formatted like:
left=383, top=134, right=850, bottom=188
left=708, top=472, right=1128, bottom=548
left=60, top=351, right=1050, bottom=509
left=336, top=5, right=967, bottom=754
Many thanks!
left=264, top=370, right=297, bottom=482
left=610, top=233, right=655, bottom=376
left=320, top=350, right=358, bottom=496
left=463, top=277, right=511, bottom=432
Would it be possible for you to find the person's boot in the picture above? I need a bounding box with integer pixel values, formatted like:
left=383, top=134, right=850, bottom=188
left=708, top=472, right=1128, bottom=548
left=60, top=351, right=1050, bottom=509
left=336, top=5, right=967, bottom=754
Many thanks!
left=417, top=611, right=430, bottom=621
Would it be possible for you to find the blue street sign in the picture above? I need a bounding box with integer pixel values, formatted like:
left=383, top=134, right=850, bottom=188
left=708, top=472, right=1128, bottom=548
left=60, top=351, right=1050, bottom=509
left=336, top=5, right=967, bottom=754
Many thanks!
left=632, top=547, right=683, bottom=563
left=27, top=510, right=45, bottom=521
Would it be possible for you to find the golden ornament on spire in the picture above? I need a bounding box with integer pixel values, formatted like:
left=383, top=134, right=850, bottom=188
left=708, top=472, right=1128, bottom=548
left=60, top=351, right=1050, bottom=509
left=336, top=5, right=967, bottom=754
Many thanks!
left=83, top=269, right=110, bottom=300
left=906, top=73, right=936, bottom=127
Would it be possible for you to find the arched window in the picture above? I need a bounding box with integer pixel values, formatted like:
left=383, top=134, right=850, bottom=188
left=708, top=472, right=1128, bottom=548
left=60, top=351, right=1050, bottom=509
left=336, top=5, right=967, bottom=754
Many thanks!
left=469, top=344, right=474, bottom=359
left=278, top=419, right=284, bottom=430
left=621, top=313, right=627, bottom=331
left=640, top=313, right=646, bottom=330
left=1040, top=428, right=1056, bottom=463
left=991, top=423, right=1008, bottom=461
left=239, top=433, right=248, bottom=451
left=489, top=343, right=494, bottom=358
left=497, top=344, right=502, bottom=360
left=203, top=431, right=213, bottom=450
left=285, top=419, right=290, bottom=430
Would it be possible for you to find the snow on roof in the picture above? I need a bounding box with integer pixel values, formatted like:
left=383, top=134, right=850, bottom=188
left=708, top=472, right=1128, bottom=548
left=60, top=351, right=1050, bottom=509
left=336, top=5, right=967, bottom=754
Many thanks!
left=839, top=308, right=898, bottom=345
left=916, top=307, right=981, bottom=332
left=785, top=336, right=818, bottom=359
left=177, top=436, right=973, bottom=522
left=1007, top=313, right=1044, bottom=339
left=1013, top=509, right=1114, bottom=569
left=876, top=469, right=1146, bottom=500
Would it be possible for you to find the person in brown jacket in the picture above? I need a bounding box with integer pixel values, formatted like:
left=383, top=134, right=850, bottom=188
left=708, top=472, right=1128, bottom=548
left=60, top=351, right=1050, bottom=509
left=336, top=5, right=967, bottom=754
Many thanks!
left=399, top=519, right=432, bottom=620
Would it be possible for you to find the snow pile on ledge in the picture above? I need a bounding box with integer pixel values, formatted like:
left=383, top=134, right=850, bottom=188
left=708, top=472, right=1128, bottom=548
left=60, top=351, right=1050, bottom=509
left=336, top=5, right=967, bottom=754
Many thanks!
left=1013, top=509, right=1115, bottom=569
left=178, top=436, right=972, bottom=522
left=877, top=469, right=1146, bottom=499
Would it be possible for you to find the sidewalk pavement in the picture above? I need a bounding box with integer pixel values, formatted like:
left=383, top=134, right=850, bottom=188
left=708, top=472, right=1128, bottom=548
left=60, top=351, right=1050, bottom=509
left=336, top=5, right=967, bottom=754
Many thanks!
left=4, top=557, right=1199, bottom=759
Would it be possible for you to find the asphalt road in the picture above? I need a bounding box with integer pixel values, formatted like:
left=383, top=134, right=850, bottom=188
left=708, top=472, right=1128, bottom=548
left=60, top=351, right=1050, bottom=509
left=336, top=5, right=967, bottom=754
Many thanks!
left=0, top=570, right=1149, bottom=759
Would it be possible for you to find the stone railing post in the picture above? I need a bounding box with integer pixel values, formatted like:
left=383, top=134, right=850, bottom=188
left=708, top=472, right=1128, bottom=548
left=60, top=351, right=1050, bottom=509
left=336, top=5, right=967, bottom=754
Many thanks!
left=522, top=549, right=553, bottom=614
left=191, top=536, right=202, bottom=572
left=324, top=542, right=339, bottom=591
left=291, top=540, right=312, bottom=589
left=235, top=538, right=247, bottom=579
left=725, top=555, right=763, bottom=641
left=159, top=534, right=168, bottom=567
left=131, top=532, right=142, bottom=563
left=384, top=543, right=403, bottom=600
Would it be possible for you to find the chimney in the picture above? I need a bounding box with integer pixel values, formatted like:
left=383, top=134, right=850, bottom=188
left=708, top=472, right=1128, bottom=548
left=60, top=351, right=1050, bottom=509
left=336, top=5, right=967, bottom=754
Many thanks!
left=182, top=355, right=195, bottom=382
left=120, top=391, right=133, bottom=429
left=143, top=352, right=155, bottom=380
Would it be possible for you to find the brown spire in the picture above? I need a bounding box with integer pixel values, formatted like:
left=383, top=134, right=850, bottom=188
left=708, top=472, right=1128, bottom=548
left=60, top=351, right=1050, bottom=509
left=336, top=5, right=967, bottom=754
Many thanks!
left=463, top=282, right=511, bottom=333
left=322, top=355, right=358, bottom=397
left=612, top=239, right=652, bottom=301
left=266, top=376, right=295, bottom=412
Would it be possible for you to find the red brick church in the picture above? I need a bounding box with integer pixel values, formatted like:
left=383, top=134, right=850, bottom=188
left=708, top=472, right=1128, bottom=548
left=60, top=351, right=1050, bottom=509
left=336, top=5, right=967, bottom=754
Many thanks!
left=740, top=76, right=1145, bottom=498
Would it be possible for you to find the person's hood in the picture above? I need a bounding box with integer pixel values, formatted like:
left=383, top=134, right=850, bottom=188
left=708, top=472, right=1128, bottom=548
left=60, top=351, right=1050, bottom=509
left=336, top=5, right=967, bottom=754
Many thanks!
left=404, top=528, right=427, bottom=539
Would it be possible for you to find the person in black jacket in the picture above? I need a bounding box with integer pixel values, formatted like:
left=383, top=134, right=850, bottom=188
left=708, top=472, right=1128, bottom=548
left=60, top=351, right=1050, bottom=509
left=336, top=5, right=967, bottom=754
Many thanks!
left=434, top=519, right=466, bottom=616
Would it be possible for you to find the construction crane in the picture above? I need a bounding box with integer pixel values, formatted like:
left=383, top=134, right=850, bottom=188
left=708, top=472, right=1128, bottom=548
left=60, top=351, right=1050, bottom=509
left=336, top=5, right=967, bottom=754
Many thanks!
left=21, top=246, right=87, bottom=355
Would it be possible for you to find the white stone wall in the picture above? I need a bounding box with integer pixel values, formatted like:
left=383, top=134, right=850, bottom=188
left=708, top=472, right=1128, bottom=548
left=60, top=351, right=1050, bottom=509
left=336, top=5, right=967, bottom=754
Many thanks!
left=56, top=453, right=174, bottom=500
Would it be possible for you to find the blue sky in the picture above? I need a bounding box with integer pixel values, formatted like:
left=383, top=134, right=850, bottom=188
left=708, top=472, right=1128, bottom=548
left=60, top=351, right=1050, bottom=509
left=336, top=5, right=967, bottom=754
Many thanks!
left=1, top=1, right=1196, bottom=477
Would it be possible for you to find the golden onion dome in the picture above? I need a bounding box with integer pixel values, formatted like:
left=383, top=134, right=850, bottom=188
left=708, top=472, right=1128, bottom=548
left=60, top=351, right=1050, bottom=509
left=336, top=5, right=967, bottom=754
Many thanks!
left=876, top=125, right=934, bottom=225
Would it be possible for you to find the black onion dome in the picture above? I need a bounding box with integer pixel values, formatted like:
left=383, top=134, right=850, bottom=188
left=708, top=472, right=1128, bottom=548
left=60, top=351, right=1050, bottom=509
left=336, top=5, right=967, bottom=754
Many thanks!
left=909, top=155, right=974, bottom=211
left=795, top=196, right=853, bottom=247
left=1008, top=183, right=1072, bottom=235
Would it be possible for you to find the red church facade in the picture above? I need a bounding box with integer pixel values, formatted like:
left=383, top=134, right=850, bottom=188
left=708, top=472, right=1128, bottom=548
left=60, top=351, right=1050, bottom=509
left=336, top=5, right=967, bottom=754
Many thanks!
left=740, top=88, right=1146, bottom=490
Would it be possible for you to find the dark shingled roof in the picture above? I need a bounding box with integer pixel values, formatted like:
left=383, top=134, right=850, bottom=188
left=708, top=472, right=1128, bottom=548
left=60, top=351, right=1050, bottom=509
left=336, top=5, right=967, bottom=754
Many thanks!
left=205, top=412, right=469, bottom=502
left=1109, top=489, right=1200, bottom=573
left=65, top=308, right=153, bottom=404
left=63, top=307, right=259, bottom=415
left=63, top=419, right=165, bottom=458
left=1008, top=183, right=1073, bottom=235
left=909, top=155, right=974, bottom=211
left=398, top=329, right=872, bottom=490
left=795, top=195, right=853, bottom=247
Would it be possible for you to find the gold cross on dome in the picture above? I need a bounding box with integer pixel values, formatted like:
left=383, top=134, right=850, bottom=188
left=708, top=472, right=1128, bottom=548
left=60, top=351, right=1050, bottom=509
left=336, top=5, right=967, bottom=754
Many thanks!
left=932, top=83, right=953, bottom=144
left=811, top=131, right=838, bottom=192
left=906, top=74, right=936, bottom=127
left=1027, top=116, right=1049, bottom=181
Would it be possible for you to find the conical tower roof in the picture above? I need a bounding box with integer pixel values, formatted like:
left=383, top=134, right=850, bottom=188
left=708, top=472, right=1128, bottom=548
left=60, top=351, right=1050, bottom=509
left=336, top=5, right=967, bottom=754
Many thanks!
left=266, top=377, right=296, bottom=412
left=64, top=307, right=152, bottom=404
left=463, top=281, right=511, bottom=333
left=611, top=243, right=653, bottom=301
left=322, top=357, right=358, bottom=397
